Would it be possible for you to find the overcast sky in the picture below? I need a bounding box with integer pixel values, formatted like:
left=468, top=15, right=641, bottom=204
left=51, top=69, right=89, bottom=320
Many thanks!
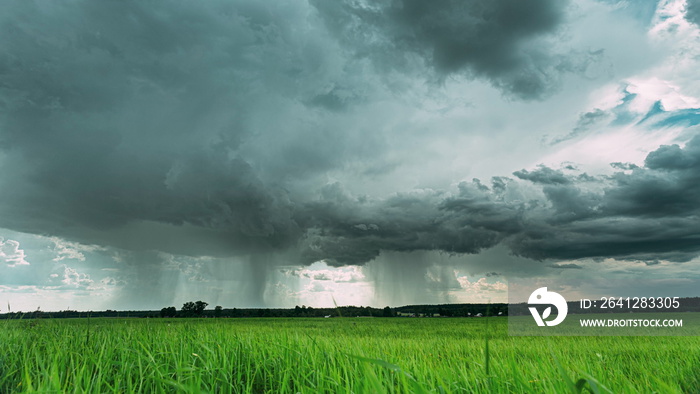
left=2, top=0, right=700, bottom=312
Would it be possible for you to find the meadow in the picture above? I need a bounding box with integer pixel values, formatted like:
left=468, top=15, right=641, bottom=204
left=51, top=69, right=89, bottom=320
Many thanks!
left=1, top=316, right=699, bottom=393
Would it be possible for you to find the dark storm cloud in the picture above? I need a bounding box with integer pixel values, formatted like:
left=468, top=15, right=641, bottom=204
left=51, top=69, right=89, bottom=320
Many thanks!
left=605, top=137, right=700, bottom=217
left=686, top=0, right=700, bottom=26
left=513, top=166, right=572, bottom=185
left=295, top=135, right=700, bottom=266
left=0, top=0, right=362, bottom=258
left=310, top=0, right=582, bottom=99
left=548, top=263, right=582, bottom=269
left=508, top=135, right=700, bottom=263
left=610, top=162, right=640, bottom=170
left=297, top=182, right=525, bottom=266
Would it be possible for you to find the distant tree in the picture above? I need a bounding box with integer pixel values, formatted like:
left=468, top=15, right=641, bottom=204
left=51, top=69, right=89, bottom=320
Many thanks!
left=438, top=307, right=447, bottom=317
left=160, top=306, right=177, bottom=318
left=181, top=302, right=196, bottom=317
left=194, top=301, right=208, bottom=316
left=382, top=306, right=394, bottom=317
left=214, top=305, right=223, bottom=317
left=180, top=301, right=208, bottom=317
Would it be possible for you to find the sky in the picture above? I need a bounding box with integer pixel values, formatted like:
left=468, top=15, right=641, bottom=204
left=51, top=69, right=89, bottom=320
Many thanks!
left=2, top=0, right=700, bottom=312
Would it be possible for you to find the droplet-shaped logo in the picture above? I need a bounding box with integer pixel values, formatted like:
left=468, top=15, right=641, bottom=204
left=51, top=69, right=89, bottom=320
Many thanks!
left=528, top=287, right=568, bottom=326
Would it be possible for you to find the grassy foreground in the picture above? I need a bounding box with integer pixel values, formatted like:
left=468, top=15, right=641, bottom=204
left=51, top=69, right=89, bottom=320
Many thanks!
left=1, top=317, right=699, bottom=393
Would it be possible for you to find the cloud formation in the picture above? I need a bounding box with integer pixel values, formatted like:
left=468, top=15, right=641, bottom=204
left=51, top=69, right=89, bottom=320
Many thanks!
left=686, top=0, right=700, bottom=25
left=0, top=0, right=335, bottom=258
left=0, top=238, right=30, bottom=267
left=509, top=135, right=700, bottom=263
left=310, top=0, right=588, bottom=99
left=296, top=135, right=700, bottom=266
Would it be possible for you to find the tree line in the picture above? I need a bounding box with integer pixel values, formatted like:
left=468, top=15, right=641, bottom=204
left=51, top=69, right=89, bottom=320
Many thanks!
left=6, top=298, right=699, bottom=319
left=0, top=302, right=505, bottom=319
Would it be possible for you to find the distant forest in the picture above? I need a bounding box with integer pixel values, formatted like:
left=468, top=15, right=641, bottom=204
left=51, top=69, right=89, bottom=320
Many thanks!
left=2, top=298, right=699, bottom=319
left=1, top=302, right=507, bottom=319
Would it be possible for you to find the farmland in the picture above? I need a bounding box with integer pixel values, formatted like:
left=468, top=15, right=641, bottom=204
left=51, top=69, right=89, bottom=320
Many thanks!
left=1, top=316, right=699, bottom=393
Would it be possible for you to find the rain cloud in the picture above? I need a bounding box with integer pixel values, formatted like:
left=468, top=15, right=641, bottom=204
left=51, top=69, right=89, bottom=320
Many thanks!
left=310, top=0, right=585, bottom=99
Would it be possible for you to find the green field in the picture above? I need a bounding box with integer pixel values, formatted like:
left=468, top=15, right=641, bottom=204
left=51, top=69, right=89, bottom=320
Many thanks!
left=1, top=317, right=699, bottom=393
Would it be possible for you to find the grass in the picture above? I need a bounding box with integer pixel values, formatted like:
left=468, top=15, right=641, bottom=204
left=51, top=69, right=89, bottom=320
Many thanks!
left=1, top=316, right=699, bottom=393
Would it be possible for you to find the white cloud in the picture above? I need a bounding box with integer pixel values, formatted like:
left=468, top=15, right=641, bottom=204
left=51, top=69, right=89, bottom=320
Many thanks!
left=453, top=276, right=508, bottom=303
left=50, top=237, right=108, bottom=263
left=100, top=277, right=126, bottom=287
left=51, top=265, right=94, bottom=289
left=288, top=263, right=367, bottom=283
left=0, top=237, right=30, bottom=267
left=541, top=119, right=685, bottom=172
left=51, top=238, right=84, bottom=262
left=626, top=77, right=700, bottom=112
left=643, top=0, right=700, bottom=103
left=649, top=0, right=696, bottom=39
left=0, top=283, right=118, bottom=312
left=457, top=276, right=508, bottom=293
left=305, top=281, right=329, bottom=293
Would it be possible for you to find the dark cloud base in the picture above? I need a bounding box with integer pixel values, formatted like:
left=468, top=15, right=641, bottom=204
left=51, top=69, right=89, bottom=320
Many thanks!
left=311, top=0, right=581, bottom=100
left=302, top=135, right=700, bottom=266
left=6, top=134, right=700, bottom=268
left=687, top=0, right=700, bottom=26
